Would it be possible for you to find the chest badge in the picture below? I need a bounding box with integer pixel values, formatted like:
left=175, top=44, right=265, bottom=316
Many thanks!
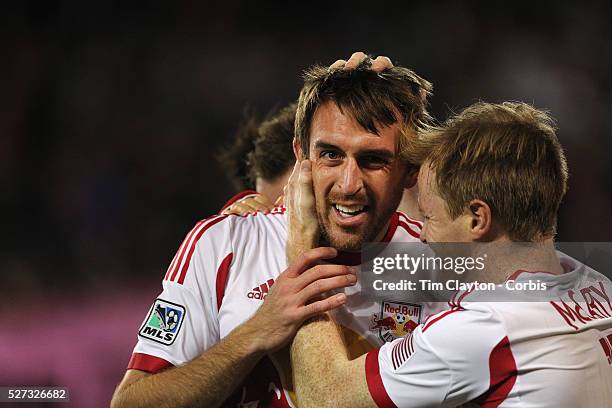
left=369, top=301, right=422, bottom=342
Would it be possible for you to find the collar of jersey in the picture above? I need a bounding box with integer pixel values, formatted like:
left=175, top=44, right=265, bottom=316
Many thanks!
left=505, top=256, right=576, bottom=282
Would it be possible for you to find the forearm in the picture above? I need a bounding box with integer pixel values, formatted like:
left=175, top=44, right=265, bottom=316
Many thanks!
left=112, top=322, right=265, bottom=408
left=285, top=159, right=319, bottom=263
left=286, top=226, right=318, bottom=263
left=291, top=315, right=373, bottom=408
left=291, top=315, right=345, bottom=407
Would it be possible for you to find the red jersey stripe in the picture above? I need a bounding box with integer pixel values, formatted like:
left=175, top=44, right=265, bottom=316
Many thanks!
left=422, top=307, right=462, bottom=333
left=475, top=336, right=518, bottom=407
left=164, top=221, right=203, bottom=280
left=167, top=219, right=206, bottom=282
left=215, top=252, right=233, bottom=310
left=392, top=334, right=414, bottom=370
left=365, top=349, right=398, bottom=408
left=128, top=353, right=172, bottom=374
left=164, top=254, right=177, bottom=281
left=448, top=290, right=459, bottom=308
left=177, top=215, right=228, bottom=284
left=397, top=221, right=420, bottom=239
left=398, top=213, right=423, bottom=230
left=456, top=287, right=476, bottom=307
left=165, top=254, right=178, bottom=280
left=399, top=340, right=407, bottom=367
left=166, top=215, right=226, bottom=283
left=381, top=212, right=400, bottom=242
left=409, top=334, right=414, bottom=355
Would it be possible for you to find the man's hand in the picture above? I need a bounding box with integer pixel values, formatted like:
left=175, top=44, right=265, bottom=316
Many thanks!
left=329, top=51, right=394, bottom=72
left=243, top=246, right=355, bottom=353
left=285, top=160, right=319, bottom=262
left=222, top=193, right=275, bottom=215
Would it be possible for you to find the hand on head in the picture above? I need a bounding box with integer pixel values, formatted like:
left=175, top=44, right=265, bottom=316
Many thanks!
left=222, top=193, right=275, bottom=215
left=329, top=51, right=394, bottom=72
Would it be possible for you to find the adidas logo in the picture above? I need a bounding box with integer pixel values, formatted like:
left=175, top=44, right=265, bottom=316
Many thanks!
left=247, top=279, right=275, bottom=300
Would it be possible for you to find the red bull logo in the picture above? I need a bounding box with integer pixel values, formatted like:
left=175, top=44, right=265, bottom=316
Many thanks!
left=370, top=316, right=396, bottom=331
left=383, top=303, right=419, bottom=316
left=370, top=301, right=422, bottom=343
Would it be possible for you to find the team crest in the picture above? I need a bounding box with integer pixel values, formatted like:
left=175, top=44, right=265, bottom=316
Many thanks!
left=139, top=299, right=185, bottom=345
left=369, top=301, right=421, bottom=342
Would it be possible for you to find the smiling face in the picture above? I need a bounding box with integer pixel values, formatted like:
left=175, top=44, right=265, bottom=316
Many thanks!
left=304, top=102, right=409, bottom=251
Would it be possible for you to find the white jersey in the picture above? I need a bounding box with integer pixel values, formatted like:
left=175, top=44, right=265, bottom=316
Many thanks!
left=129, top=207, right=425, bottom=407
left=366, top=253, right=612, bottom=407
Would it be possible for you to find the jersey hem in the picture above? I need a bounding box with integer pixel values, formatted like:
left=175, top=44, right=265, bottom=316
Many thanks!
left=365, top=348, right=397, bottom=408
left=127, top=352, right=173, bottom=373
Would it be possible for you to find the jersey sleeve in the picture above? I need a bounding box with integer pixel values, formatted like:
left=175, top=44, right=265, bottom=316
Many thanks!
left=365, top=306, right=513, bottom=407
left=128, top=215, right=233, bottom=373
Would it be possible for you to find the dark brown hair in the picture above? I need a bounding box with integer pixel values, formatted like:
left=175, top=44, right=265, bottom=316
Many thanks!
left=218, top=103, right=296, bottom=191
left=250, top=103, right=296, bottom=183
left=218, top=109, right=258, bottom=191
left=295, top=60, right=433, bottom=158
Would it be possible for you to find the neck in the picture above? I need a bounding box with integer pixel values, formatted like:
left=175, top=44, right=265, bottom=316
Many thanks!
left=477, top=238, right=563, bottom=283
left=372, top=220, right=392, bottom=244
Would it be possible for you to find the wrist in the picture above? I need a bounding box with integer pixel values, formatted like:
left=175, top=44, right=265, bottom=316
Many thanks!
left=302, top=229, right=318, bottom=247
left=287, top=229, right=318, bottom=263
left=233, top=316, right=272, bottom=356
left=290, top=228, right=318, bottom=248
left=300, top=221, right=318, bottom=236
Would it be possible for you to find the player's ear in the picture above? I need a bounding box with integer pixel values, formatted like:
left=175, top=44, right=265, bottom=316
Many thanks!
left=467, top=199, right=492, bottom=239
left=403, top=164, right=419, bottom=189
left=293, top=138, right=305, bottom=161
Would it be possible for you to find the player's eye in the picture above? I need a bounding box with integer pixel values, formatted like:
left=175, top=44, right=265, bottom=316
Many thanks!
left=320, top=150, right=342, bottom=161
left=359, top=155, right=390, bottom=169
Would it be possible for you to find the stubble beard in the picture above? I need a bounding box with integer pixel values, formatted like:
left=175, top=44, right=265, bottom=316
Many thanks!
left=316, top=193, right=402, bottom=252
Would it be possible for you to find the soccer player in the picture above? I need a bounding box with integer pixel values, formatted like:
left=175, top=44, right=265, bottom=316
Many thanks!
left=221, top=69, right=424, bottom=220
left=111, top=54, right=431, bottom=408
left=218, top=103, right=297, bottom=213
left=288, top=102, right=612, bottom=407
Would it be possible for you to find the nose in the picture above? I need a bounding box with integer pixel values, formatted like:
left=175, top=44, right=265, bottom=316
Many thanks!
left=339, top=158, right=365, bottom=196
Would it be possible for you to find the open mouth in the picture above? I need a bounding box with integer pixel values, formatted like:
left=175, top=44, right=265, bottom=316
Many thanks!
left=333, top=204, right=368, bottom=218
left=330, top=203, right=371, bottom=228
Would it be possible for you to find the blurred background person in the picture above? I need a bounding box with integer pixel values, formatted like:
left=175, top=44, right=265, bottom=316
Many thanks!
left=219, top=103, right=297, bottom=213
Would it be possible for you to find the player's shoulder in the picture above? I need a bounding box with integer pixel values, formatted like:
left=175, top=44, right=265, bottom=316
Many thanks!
left=181, top=205, right=287, bottom=249
left=417, top=302, right=506, bottom=356
left=222, top=205, right=288, bottom=236
left=393, top=211, right=422, bottom=240
left=183, top=205, right=288, bottom=242
left=159, top=213, right=229, bottom=287
left=173, top=213, right=232, bottom=248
